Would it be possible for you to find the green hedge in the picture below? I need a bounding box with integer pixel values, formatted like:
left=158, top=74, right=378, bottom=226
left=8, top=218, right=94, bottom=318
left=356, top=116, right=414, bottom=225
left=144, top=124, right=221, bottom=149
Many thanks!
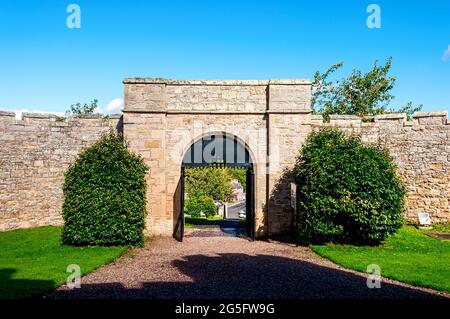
left=61, top=132, right=148, bottom=246
left=294, top=128, right=405, bottom=245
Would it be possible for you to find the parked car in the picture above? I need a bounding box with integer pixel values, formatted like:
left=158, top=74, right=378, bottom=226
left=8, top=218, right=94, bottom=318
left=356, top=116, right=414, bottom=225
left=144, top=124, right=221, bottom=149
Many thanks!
left=239, top=208, right=246, bottom=219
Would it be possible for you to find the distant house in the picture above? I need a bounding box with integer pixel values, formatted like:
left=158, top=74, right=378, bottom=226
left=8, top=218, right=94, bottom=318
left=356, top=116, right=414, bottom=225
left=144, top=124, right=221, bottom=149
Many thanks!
left=229, top=179, right=245, bottom=202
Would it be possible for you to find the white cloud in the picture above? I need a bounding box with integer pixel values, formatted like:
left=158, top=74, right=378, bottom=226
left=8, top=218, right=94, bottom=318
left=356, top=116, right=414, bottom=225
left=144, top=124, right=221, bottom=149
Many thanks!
left=442, top=45, right=450, bottom=62
left=95, top=98, right=124, bottom=115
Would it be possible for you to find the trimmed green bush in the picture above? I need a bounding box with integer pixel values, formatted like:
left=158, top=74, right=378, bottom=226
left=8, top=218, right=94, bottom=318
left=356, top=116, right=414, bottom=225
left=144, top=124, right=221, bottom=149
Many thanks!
left=185, top=190, right=217, bottom=218
left=294, top=128, right=405, bottom=245
left=62, top=132, right=148, bottom=246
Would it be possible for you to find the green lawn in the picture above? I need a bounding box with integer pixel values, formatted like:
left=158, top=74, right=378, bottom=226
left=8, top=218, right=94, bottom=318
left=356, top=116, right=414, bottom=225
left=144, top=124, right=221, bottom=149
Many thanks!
left=0, top=226, right=127, bottom=299
left=185, top=215, right=223, bottom=228
left=311, top=226, right=450, bottom=293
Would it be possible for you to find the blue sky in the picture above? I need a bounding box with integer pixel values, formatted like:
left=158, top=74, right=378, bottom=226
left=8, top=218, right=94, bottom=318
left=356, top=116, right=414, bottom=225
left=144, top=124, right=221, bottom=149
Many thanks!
left=0, top=0, right=449, bottom=114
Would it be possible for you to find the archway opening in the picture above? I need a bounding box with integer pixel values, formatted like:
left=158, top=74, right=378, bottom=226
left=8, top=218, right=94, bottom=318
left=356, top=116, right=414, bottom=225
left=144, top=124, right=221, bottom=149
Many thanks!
left=174, top=133, right=255, bottom=242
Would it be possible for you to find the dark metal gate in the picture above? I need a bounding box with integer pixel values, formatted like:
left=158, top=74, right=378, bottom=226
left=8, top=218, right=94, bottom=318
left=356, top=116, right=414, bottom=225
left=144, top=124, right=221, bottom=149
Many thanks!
left=246, top=167, right=255, bottom=240
left=173, top=167, right=185, bottom=242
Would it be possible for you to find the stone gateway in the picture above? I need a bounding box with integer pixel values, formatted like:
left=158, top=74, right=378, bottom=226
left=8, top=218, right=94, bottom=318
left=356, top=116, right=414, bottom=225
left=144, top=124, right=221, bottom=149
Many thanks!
left=0, top=78, right=449, bottom=237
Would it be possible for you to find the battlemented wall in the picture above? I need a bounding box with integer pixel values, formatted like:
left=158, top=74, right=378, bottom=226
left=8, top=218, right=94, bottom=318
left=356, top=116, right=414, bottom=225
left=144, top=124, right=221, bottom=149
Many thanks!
left=311, top=112, right=450, bottom=222
left=0, top=78, right=448, bottom=235
left=0, top=111, right=121, bottom=231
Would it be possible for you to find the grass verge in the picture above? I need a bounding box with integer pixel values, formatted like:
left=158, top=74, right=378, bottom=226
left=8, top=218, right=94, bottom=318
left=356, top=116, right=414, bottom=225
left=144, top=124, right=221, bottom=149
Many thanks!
left=311, top=226, right=450, bottom=293
left=0, top=226, right=127, bottom=299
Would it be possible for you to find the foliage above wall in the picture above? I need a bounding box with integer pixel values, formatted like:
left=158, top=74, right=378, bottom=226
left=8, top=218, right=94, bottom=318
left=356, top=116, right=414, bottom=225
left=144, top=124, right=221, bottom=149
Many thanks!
left=66, top=99, right=98, bottom=115
left=61, top=132, right=148, bottom=246
left=312, top=58, right=422, bottom=119
left=294, top=128, right=406, bottom=245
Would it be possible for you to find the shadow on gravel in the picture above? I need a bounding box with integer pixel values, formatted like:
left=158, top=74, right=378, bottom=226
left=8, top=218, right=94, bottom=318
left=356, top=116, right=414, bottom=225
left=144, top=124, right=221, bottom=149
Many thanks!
left=49, top=253, right=445, bottom=299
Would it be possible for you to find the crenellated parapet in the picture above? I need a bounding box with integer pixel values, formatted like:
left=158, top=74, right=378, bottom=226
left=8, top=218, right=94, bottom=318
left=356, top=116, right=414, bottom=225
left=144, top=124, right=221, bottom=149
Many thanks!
left=309, top=111, right=449, bottom=127
left=0, top=110, right=122, bottom=231
left=308, top=111, right=450, bottom=223
left=0, top=84, right=449, bottom=235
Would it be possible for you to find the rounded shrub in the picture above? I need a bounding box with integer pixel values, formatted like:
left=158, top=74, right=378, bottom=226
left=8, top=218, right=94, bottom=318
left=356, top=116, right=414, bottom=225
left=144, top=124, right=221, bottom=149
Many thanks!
left=61, top=132, right=148, bottom=246
left=294, top=128, right=405, bottom=245
left=185, top=190, right=217, bottom=218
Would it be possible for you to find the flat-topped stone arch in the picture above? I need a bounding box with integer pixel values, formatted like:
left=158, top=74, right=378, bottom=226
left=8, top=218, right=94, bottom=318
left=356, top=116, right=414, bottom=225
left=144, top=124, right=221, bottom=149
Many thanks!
left=122, top=78, right=313, bottom=238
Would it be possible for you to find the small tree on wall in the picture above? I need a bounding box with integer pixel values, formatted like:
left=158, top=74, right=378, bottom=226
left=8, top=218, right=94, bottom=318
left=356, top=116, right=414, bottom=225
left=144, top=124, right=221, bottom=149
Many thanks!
left=65, top=99, right=98, bottom=115
left=312, top=58, right=422, bottom=120
left=294, top=128, right=406, bottom=245
left=61, top=132, right=148, bottom=246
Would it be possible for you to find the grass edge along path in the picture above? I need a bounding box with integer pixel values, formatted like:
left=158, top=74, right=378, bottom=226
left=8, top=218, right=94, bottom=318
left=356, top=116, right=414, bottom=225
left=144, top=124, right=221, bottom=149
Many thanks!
left=0, top=226, right=128, bottom=299
left=311, top=226, right=450, bottom=293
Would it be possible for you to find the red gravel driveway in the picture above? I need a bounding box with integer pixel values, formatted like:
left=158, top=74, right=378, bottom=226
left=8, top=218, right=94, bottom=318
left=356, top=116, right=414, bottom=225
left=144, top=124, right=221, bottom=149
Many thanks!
left=48, top=228, right=449, bottom=299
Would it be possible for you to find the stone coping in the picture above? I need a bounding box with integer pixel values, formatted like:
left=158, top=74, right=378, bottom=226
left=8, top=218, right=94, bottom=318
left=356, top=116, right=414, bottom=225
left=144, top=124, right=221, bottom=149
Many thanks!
left=123, top=78, right=312, bottom=86
left=22, top=113, right=122, bottom=120
left=374, top=113, right=407, bottom=120
left=0, top=111, right=15, bottom=117
left=0, top=110, right=122, bottom=120
left=329, top=115, right=361, bottom=120
left=311, top=112, right=449, bottom=121
left=22, top=112, right=64, bottom=119
left=413, top=111, right=448, bottom=118
left=122, top=109, right=312, bottom=115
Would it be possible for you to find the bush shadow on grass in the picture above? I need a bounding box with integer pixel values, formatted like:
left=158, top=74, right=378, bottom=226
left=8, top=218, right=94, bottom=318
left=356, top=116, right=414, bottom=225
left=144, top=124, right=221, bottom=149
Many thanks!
left=0, top=268, right=56, bottom=299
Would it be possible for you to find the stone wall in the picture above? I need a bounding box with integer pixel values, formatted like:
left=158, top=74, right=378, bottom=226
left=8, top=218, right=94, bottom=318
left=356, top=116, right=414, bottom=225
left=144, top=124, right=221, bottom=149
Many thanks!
left=124, top=78, right=311, bottom=113
left=311, top=112, right=450, bottom=222
left=123, top=78, right=313, bottom=237
left=0, top=78, right=448, bottom=235
left=0, top=111, right=121, bottom=231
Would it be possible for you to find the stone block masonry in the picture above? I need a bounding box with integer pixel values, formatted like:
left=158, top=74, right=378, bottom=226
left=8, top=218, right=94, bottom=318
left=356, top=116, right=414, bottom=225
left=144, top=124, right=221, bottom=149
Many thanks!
left=0, top=111, right=121, bottom=231
left=313, top=112, right=450, bottom=222
left=123, top=78, right=312, bottom=237
left=0, top=78, right=449, bottom=236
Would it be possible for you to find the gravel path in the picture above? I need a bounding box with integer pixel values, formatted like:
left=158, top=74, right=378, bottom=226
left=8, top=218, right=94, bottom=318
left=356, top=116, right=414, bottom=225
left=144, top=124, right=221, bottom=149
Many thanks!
left=48, top=228, right=449, bottom=299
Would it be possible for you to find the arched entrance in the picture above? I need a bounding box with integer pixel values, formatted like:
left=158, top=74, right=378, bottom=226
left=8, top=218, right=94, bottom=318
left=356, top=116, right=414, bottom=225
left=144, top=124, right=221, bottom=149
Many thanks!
left=174, top=133, right=255, bottom=241
left=123, top=78, right=312, bottom=238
